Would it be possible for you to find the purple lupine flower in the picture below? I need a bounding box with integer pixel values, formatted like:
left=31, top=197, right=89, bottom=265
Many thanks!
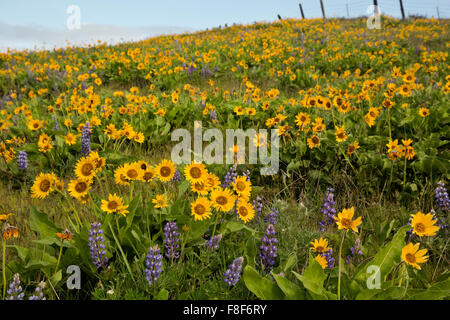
left=187, top=64, right=195, bottom=77
left=224, top=256, right=244, bottom=286
left=221, top=164, right=238, bottom=188
left=164, top=222, right=180, bottom=260
left=17, top=150, right=28, bottom=170
left=259, top=224, right=278, bottom=273
left=205, top=234, right=222, bottom=250
left=242, top=169, right=251, bottom=181
left=318, top=188, right=337, bottom=232
left=322, top=249, right=335, bottom=268
left=172, top=169, right=182, bottom=183
left=431, top=209, right=449, bottom=232
left=145, top=245, right=163, bottom=286
left=81, top=122, right=91, bottom=157
left=346, top=239, right=363, bottom=265
left=88, top=222, right=108, bottom=268
left=6, top=274, right=24, bottom=300
left=28, top=282, right=46, bottom=300
left=435, top=181, right=449, bottom=212
left=52, top=114, right=60, bottom=131
left=252, top=196, right=263, bottom=223
left=210, top=109, right=217, bottom=123
left=264, top=208, right=278, bottom=225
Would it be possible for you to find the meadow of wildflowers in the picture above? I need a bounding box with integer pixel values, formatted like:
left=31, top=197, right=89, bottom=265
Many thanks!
left=0, top=16, right=448, bottom=301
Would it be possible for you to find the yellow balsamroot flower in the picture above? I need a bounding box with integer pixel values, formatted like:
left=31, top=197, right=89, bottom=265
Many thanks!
left=133, top=132, right=145, bottom=143
left=210, top=187, right=236, bottom=212
left=152, top=194, right=168, bottom=209
left=236, top=200, right=255, bottom=223
left=122, top=162, right=143, bottom=181
left=101, top=193, right=129, bottom=216
left=64, top=132, right=77, bottom=145
left=335, top=125, right=348, bottom=143
left=56, top=229, right=72, bottom=241
left=401, top=243, right=428, bottom=270
left=88, top=151, right=106, bottom=172
left=310, top=237, right=331, bottom=253
left=142, top=166, right=156, bottom=183
left=315, top=255, right=328, bottom=269
left=232, top=176, right=252, bottom=199
left=114, top=165, right=130, bottom=186
left=74, top=156, right=96, bottom=181
left=0, top=213, right=13, bottom=221
left=307, top=135, right=320, bottom=149
left=401, top=139, right=415, bottom=160
left=155, top=159, right=176, bottom=182
left=334, top=207, right=362, bottom=233
left=347, top=141, right=360, bottom=157
left=2, top=223, right=19, bottom=240
left=295, top=112, right=310, bottom=130
left=312, top=117, right=325, bottom=133
left=418, top=107, right=429, bottom=117
left=191, top=180, right=210, bottom=195
left=234, top=106, right=244, bottom=115
left=410, top=212, right=440, bottom=237
left=386, top=139, right=402, bottom=160
left=38, top=133, right=53, bottom=153
left=246, top=107, right=256, bottom=116
left=184, top=163, right=207, bottom=184
left=31, top=172, right=56, bottom=199
left=28, top=119, right=42, bottom=131
left=191, top=197, right=212, bottom=221
left=68, top=178, right=91, bottom=199
left=205, top=173, right=221, bottom=189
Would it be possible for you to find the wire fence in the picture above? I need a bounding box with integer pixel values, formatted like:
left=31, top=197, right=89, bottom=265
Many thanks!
left=297, top=0, right=450, bottom=20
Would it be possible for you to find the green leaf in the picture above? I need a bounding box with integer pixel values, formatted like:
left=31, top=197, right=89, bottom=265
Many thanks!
left=272, top=272, right=305, bottom=300
left=155, top=288, right=169, bottom=300
left=405, top=277, right=450, bottom=300
left=283, top=252, right=297, bottom=273
left=293, top=253, right=336, bottom=300
left=29, top=206, right=59, bottom=239
left=354, top=225, right=410, bottom=285
left=243, top=265, right=285, bottom=300
left=8, top=245, right=30, bottom=262
left=178, top=180, right=190, bottom=195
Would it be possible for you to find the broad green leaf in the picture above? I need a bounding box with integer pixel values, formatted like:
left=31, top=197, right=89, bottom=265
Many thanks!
left=405, top=277, right=450, bottom=300
left=272, top=272, right=305, bottom=300
left=283, top=252, right=297, bottom=273
left=354, top=225, right=410, bottom=285
left=29, top=206, right=59, bottom=239
left=243, top=265, right=285, bottom=300
left=292, top=253, right=336, bottom=300
left=8, top=245, right=30, bottom=262
left=155, top=288, right=169, bottom=300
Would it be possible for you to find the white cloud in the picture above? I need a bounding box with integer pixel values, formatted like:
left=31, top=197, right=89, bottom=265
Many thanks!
left=0, top=22, right=194, bottom=52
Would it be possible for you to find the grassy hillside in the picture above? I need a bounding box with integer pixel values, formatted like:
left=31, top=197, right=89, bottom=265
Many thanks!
left=0, top=16, right=448, bottom=300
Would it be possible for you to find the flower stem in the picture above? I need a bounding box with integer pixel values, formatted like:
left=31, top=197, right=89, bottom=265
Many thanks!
left=2, top=240, right=6, bottom=299
left=337, top=230, right=346, bottom=300
left=108, top=221, right=135, bottom=282
left=54, top=239, right=64, bottom=275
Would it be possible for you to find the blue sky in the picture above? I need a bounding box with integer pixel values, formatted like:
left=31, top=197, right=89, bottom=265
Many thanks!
left=0, top=0, right=448, bottom=51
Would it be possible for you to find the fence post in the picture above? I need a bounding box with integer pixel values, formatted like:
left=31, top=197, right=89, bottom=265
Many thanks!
left=436, top=4, right=441, bottom=19
left=399, top=0, right=405, bottom=20
left=320, top=0, right=326, bottom=19
left=299, top=3, right=305, bottom=19
left=374, top=0, right=379, bottom=14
